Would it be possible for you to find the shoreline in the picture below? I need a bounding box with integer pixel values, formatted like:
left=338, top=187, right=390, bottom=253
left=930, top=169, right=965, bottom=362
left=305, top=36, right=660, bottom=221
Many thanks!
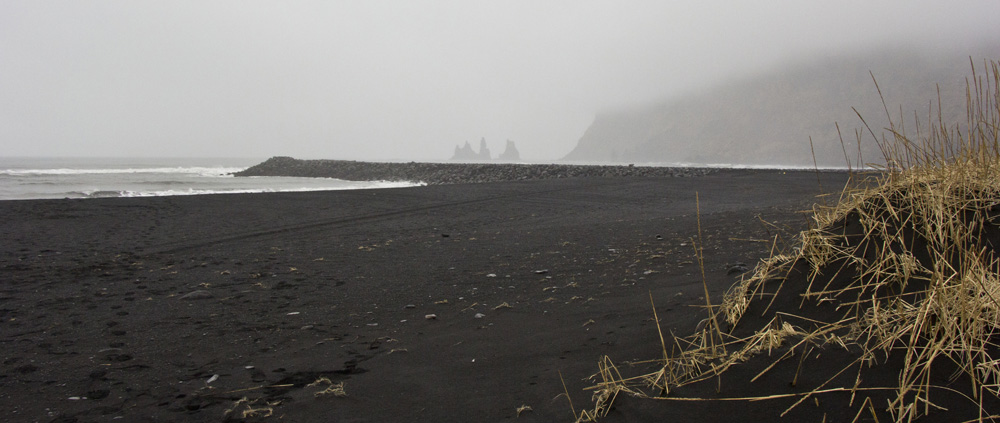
left=1, top=171, right=857, bottom=422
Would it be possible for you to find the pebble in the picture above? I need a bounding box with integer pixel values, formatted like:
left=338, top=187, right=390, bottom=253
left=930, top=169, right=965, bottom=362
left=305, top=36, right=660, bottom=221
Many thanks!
left=727, top=262, right=750, bottom=274
left=474, top=313, right=486, bottom=319
left=425, top=314, right=437, bottom=320
left=178, top=290, right=213, bottom=300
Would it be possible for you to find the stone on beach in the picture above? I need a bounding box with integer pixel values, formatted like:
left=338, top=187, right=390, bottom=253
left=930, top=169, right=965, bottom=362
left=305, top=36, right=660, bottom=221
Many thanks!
left=178, top=290, right=213, bottom=300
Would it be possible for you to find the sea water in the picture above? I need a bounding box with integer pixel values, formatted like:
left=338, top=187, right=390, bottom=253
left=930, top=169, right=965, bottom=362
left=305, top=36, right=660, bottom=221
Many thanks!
left=0, top=157, right=421, bottom=200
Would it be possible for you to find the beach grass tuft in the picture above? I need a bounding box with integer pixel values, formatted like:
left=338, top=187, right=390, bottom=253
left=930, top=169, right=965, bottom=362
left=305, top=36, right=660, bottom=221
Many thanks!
left=579, top=58, right=1000, bottom=422
left=307, top=377, right=347, bottom=397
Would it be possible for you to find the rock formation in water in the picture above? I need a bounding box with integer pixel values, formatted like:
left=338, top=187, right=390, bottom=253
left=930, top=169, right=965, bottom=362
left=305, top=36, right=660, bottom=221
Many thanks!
left=477, top=138, right=492, bottom=161
left=498, top=140, right=520, bottom=162
left=451, top=141, right=478, bottom=161
left=451, top=137, right=500, bottom=161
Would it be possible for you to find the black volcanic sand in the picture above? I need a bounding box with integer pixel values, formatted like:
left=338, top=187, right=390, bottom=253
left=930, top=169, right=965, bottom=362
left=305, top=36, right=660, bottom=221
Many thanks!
left=1, top=170, right=858, bottom=422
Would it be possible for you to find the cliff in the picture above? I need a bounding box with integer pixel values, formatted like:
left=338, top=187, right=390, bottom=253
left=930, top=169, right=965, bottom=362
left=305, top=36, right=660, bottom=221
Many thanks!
left=563, top=45, right=997, bottom=167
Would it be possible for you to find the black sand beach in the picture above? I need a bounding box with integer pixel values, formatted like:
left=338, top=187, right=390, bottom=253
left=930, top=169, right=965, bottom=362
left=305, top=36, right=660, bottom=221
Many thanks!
left=2, top=169, right=856, bottom=422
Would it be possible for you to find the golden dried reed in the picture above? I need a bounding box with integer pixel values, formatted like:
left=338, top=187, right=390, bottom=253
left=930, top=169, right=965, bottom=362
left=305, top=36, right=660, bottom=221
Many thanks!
left=579, top=59, right=1000, bottom=423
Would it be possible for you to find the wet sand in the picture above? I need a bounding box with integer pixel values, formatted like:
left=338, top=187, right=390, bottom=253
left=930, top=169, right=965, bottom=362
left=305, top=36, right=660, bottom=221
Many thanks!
left=1, top=169, right=853, bottom=422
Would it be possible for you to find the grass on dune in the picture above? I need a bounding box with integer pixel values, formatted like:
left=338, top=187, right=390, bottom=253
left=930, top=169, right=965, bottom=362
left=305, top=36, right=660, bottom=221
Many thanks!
left=578, top=58, right=1000, bottom=422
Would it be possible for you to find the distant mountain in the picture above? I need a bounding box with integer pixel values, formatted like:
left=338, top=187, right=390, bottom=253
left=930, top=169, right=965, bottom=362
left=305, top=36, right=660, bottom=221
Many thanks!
left=563, top=44, right=998, bottom=167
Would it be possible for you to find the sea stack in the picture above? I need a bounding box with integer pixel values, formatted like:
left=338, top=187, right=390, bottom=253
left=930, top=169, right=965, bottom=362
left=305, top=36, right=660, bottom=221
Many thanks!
left=498, top=139, right=520, bottom=162
left=451, top=141, right=478, bottom=161
left=477, top=137, right=491, bottom=161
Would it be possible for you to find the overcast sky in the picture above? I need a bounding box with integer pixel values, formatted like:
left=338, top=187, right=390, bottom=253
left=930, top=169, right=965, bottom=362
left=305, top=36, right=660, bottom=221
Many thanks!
left=2, top=1, right=997, bottom=161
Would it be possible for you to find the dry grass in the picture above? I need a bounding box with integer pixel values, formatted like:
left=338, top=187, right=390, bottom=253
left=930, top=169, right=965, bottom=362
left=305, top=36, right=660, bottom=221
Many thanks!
left=516, top=404, right=534, bottom=417
left=308, top=377, right=347, bottom=397
left=579, top=59, right=1000, bottom=422
left=224, top=397, right=277, bottom=419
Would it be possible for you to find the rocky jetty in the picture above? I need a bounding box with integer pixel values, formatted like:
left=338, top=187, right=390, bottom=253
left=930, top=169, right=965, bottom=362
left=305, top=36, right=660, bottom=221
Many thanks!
left=234, top=156, right=713, bottom=185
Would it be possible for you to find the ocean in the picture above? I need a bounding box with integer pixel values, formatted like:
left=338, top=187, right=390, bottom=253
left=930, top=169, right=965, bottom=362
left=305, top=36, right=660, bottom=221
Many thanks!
left=0, top=157, right=421, bottom=200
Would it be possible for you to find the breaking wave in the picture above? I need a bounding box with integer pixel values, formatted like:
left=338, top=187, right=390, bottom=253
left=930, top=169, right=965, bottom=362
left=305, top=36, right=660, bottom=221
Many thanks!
left=0, top=166, right=245, bottom=177
left=66, top=181, right=422, bottom=199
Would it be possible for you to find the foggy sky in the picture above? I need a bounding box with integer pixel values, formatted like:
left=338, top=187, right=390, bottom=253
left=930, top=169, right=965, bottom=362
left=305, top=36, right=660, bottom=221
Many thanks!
left=2, top=1, right=998, bottom=161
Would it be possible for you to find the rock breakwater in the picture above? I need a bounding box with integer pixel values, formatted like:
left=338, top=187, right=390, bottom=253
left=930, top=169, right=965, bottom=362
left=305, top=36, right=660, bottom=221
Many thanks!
left=234, top=156, right=713, bottom=185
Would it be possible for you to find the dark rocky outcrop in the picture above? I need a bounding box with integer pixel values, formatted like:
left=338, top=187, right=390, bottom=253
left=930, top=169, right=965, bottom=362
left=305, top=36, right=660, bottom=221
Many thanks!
left=234, top=156, right=714, bottom=185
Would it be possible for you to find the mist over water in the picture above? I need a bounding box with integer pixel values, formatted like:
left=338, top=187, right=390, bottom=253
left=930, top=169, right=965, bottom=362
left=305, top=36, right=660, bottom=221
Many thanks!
left=3, top=2, right=998, bottom=165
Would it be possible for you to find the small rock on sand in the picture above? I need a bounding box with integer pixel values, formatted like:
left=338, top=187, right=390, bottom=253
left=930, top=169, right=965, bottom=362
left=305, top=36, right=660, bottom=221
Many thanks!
left=179, top=290, right=213, bottom=300
left=726, top=262, right=749, bottom=274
